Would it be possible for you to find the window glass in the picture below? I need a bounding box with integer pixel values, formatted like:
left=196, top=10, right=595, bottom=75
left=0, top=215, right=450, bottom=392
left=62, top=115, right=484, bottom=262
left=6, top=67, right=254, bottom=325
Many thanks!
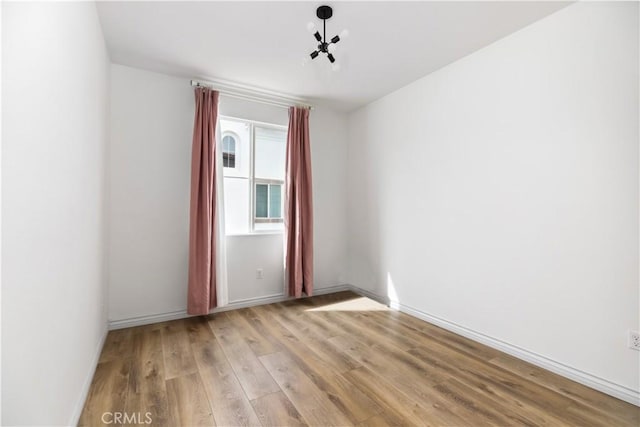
left=223, top=177, right=249, bottom=234
left=269, top=184, right=282, bottom=218
left=255, top=127, right=286, bottom=180
left=255, top=184, right=268, bottom=218
left=222, top=135, right=236, bottom=168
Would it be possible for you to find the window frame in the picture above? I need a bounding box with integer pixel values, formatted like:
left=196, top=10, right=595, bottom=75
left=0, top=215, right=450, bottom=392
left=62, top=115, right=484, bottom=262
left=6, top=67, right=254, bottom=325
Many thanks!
left=220, top=115, right=287, bottom=234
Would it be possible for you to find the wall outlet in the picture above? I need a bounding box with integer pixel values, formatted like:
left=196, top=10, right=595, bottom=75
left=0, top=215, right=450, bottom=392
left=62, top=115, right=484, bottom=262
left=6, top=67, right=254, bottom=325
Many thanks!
left=256, top=268, right=263, bottom=279
left=629, top=331, right=640, bottom=351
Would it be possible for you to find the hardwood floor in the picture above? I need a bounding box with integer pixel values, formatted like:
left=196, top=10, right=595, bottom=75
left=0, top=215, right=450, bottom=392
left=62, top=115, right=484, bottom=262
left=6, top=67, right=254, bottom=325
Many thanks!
left=80, top=291, right=639, bottom=426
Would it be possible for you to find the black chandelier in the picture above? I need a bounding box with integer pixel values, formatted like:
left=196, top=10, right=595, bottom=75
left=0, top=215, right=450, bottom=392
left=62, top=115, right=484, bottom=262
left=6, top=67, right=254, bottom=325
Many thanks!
left=306, top=5, right=348, bottom=71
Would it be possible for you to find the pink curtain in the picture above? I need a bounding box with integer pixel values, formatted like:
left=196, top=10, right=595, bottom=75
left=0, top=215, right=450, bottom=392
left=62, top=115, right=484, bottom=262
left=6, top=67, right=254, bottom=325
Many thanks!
left=187, top=88, right=219, bottom=315
left=284, top=107, right=314, bottom=298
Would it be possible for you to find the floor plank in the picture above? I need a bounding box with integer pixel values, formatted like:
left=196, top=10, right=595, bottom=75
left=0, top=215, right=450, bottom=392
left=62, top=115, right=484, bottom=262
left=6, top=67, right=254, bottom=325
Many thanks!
left=249, top=305, right=380, bottom=424
left=490, top=353, right=640, bottom=426
left=272, top=308, right=361, bottom=373
left=209, top=312, right=280, bottom=400
left=79, top=358, right=131, bottom=426
left=405, top=345, right=568, bottom=426
left=98, top=328, right=134, bottom=363
left=407, top=344, right=605, bottom=425
left=259, top=351, right=354, bottom=426
left=211, top=397, right=261, bottom=427
left=251, top=391, right=307, bottom=426
left=124, top=330, right=171, bottom=426
left=161, top=321, right=198, bottom=380
left=225, top=309, right=281, bottom=356
left=344, top=366, right=460, bottom=426
left=165, top=372, right=215, bottom=426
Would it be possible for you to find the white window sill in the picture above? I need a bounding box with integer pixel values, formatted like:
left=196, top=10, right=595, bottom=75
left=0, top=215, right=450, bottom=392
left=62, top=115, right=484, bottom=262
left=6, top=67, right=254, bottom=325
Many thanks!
left=225, top=231, right=284, bottom=237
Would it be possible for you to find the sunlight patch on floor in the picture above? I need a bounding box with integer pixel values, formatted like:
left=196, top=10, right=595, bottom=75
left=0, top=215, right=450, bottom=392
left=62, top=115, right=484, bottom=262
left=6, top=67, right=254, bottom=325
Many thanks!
left=306, top=297, right=389, bottom=312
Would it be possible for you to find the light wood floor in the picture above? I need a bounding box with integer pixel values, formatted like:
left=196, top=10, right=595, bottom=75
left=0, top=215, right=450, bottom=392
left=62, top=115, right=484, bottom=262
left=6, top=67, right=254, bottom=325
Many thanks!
left=80, top=291, right=639, bottom=426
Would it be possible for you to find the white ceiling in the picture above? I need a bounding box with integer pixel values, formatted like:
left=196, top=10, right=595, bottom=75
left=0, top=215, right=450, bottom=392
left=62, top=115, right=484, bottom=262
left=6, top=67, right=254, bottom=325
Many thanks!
left=97, top=1, right=569, bottom=111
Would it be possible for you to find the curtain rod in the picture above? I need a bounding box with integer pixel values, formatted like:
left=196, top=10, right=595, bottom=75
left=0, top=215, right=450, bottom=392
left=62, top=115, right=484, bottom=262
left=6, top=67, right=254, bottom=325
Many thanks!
left=190, top=79, right=313, bottom=110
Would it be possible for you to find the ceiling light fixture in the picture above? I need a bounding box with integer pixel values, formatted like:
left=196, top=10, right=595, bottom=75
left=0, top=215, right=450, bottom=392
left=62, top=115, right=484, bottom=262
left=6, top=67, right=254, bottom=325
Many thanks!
left=306, top=5, right=348, bottom=71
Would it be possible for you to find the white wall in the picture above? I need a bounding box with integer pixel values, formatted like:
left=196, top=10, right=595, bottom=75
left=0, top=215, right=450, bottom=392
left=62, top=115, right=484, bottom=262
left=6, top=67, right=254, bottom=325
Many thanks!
left=226, top=234, right=285, bottom=301
left=309, top=106, right=349, bottom=289
left=1, top=1, right=4, bottom=421
left=2, top=3, right=110, bottom=425
left=348, top=1, right=639, bottom=400
left=108, top=64, right=348, bottom=322
left=109, top=65, right=193, bottom=321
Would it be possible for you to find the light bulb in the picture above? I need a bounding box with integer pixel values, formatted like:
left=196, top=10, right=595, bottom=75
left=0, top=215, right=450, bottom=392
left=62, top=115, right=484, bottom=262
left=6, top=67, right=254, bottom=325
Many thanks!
left=302, top=56, right=310, bottom=66
left=328, top=43, right=337, bottom=54
left=306, top=22, right=316, bottom=33
left=339, top=29, right=349, bottom=40
left=332, top=62, right=341, bottom=72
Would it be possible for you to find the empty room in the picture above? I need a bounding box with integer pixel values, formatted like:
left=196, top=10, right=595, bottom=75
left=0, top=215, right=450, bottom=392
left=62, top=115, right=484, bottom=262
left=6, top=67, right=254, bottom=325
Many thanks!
left=2, top=1, right=639, bottom=425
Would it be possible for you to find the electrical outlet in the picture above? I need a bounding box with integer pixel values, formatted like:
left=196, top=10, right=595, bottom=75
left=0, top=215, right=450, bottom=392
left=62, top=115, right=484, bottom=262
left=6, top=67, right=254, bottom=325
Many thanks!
left=256, top=268, right=263, bottom=279
left=629, top=331, right=640, bottom=351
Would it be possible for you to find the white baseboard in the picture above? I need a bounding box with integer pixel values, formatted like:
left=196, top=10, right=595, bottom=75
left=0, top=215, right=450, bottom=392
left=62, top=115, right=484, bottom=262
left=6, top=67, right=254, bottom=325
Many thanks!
left=69, top=326, right=108, bottom=426
left=346, top=285, right=639, bottom=407
left=108, top=284, right=351, bottom=330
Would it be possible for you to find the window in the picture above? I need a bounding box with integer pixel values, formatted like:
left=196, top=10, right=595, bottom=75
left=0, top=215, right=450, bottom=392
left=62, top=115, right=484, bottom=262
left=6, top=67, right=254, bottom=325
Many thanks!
left=255, top=183, right=282, bottom=220
left=220, top=117, right=287, bottom=234
left=222, top=134, right=237, bottom=168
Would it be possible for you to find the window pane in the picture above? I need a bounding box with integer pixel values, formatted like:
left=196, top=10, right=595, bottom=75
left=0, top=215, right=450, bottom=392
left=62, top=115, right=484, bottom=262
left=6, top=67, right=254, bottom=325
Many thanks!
left=255, top=184, right=268, bottom=218
left=269, top=184, right=282, bottom=218
left=223, top=177, right=249, bottom=234
left=222, top=135, right=235, bottom=152
left=223, top=152, right=235, bottom=168
left=255, top=126, right=286, bottom=180
left=222, top=135, right=236, bottom=168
